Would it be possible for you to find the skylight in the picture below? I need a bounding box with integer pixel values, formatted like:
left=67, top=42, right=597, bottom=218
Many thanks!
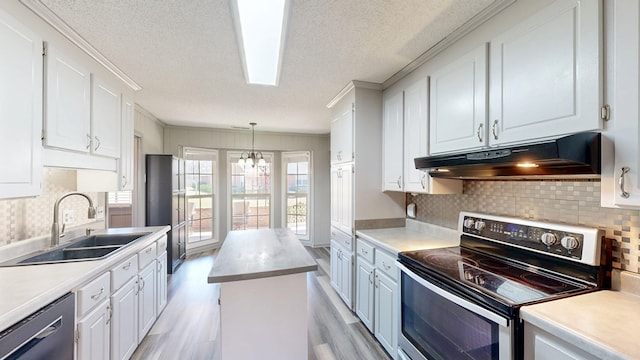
left=234, top=0, right=289, bottom=86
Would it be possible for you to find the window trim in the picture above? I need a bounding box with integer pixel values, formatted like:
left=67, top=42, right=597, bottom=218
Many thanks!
left=227, top=151, right=275, bottom=231
left=183, top=147, right=219, bottom=249
left=281, top=151, right=312, bottom=242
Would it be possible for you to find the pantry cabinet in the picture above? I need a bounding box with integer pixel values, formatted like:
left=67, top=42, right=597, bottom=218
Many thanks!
left=330, top=108, right=354, bottom=164
left=601, top=0, right=640, bottom=208
left=330, top=164, right=353, bottom=235
left=0, top=9, right=42, bottom=199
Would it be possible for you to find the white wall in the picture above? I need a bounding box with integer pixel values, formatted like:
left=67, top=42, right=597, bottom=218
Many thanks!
left=163, top=126, right=331, bottom=246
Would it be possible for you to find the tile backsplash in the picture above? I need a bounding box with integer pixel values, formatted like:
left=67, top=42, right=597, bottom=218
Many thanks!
left=409, top=180, right=640, bottom=273
left=0, top=168, right=103, bottom=246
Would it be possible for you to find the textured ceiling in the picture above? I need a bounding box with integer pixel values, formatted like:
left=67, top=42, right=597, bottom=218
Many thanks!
left=39, top=0, right=495, bottom=134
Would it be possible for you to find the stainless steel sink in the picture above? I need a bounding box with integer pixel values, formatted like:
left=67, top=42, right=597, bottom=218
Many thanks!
left=0, top=232, right=151, bottom=266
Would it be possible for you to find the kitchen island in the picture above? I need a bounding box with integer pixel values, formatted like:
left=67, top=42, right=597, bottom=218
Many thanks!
left=208, top=228, right=317, bottom=360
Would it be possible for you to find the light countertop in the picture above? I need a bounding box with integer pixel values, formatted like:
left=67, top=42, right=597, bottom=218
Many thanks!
left=521, top=271, right=640, bottom=360
left=207, top=228, right=317, bottom=283
left=0, top=226, right=170, bottom=333
left=355, top=219, right=459, bottom=254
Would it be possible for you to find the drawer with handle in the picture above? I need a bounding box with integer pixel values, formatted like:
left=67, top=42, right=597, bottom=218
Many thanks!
left=111, top=254, right=138, bottom=291
left=356, top=238, right=375, bottom=264
left=156, top=234, right=167, bottom=255
left=76, top=271, right=110, bottom=317
left=138, top=242, right=157, bottom=270
left=331, top=228, right=353, bottom=251
left=375, top=249, right=397, bottom=281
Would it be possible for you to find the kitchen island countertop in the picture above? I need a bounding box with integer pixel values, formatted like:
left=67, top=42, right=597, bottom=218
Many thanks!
left=207, top=228, right=317, bottom=283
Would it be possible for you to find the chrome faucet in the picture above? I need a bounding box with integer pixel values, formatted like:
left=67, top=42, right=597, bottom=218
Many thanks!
left=51, top=192, right=97, bottom=247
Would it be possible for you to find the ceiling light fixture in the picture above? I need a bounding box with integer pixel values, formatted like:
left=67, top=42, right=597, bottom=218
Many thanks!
left=232, top=0, right=289, bottom=86
left=238, top=122, right=266, bottom=168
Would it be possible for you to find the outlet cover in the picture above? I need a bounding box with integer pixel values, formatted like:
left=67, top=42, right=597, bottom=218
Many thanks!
left=96, top=206, right=105, bottom=220
left=63, top=210, right=75, bottom=225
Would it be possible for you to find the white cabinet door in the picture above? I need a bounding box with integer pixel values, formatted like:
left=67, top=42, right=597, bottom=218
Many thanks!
left=382, top=91, right=404, bottom=191
left=355, top=257, right=374, bottom=332
left=330, top=240, right=340, bottom=291
left=77, top=300, right=111, bottom=360
left=137, top=262, right=156, bottom=343
left=403, top=78, right=428, bottom=193
left=0, top=9, right=42, bottom=199
left=429, top=44, right=488, bottom=154
left=119, top=95, right=134, bottom=191
left=601, top=0, right=640, bottom=208
left=330, top=109, right=353, bottom=164
left=489, top=0, right=601, bottom=145
left=110, top=277, right=138, bottom=360
left=524, top=323, right=600, bottom=360
left=44, top=43, right=91, bottom=153
left=339, top=164, right=353, bottom=235
left=330, top=167, right=340, bottom=229
left=92, top=75, right=121, bottom=158
left=156, top=252, right=168, bottom=314
left=375, top=271, right=396, bottom=356
left=339, top=248, right=353, bottom=308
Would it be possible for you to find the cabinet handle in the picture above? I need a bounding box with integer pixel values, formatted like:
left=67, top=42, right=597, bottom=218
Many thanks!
left=106, top=304, right=113, bottom=325
left=369, top=270, right=373, bottom=284
left=397, top=176, right=402, bottom=189
left=85, top=134, right=92, bottom=149
left=90, top=287, right=104, bottom=300
left=361, top=248, right=368, bottom=255
left=477, top=123, right=483, bottom=142
left=122, top=176, right=127, bottom=188
left=122, top=262, right=131, bottom=270
left=420, top=174, right=426, bottom=189
left=139, top=276, right=145, bottom=292
left=375, top=274, right=379, bottom=288
left=382, top=261, right=391, bottom=271
left=620, top=167, right=631, bottom=199
left=94, top=136, right=101, bottom=151
left=492, top=120, right=499, bottom=140
left=157, top=260, right=162, bottom=272
left=146, top=247, right=153, bottom=254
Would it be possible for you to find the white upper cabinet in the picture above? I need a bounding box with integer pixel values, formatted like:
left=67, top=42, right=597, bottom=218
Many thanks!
left=0, top=9, right=42, bottom=199
left=489, top=0, right=602, bottom=145
left=119, top=95, right=134, bottom=191
left=403, top=79, right=429, bottom=193
left=91, top=75, right=121, bottom=158
left=601, top=0, right=640, bottom=208
left=382, top=91, right=404, bottom=191
left=44, top=43, right=91, bottom=153
left=429, top=44, right=488, bottom=155
left=330, top=108, right=354, bottom=164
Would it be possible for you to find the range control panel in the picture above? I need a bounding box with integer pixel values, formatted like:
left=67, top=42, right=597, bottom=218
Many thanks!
left=461, top=215, right=585, bottom=261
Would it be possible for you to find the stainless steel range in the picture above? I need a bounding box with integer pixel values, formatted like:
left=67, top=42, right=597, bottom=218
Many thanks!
left=397, top=212, right=612, bottom=360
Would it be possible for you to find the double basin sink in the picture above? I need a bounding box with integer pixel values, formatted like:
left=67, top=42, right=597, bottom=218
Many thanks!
left=0, top=233, right=151, bottom=266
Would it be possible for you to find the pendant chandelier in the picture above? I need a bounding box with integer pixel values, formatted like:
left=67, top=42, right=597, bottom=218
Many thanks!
left=238, top=122, right=265, bottom=168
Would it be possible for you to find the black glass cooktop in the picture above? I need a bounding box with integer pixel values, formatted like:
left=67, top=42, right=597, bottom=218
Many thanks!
left=400, top=246, right=591, bottom=306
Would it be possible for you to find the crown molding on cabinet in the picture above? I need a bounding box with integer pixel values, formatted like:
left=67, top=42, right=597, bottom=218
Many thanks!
left=20, top=0, right=142, bottom=91
left=382, top=0, right=516, bottom=89
left=326, top=80, right=382, bottom=109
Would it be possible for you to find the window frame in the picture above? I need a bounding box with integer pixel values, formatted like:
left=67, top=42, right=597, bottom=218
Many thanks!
left=183, top=147, right=219, bottom=249
left=227, top=151, right=275, bottom=231
left=281, top=151, right=312, bottom=242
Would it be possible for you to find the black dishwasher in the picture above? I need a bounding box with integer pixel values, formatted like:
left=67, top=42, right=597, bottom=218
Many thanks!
left=0, top=292, right=75, bottom=359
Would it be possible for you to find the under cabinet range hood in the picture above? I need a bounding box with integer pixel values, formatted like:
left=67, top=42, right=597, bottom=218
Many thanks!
left=415, top=132, right=601, bottom=179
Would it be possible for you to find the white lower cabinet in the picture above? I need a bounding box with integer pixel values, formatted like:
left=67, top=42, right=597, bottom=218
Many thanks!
left=524, top=322, right=600, bottom=360
left=137, top=262, right=156, bottom=343
left=111, top=276, right=138, bottom=360
left=355, top=237, right=398, bottom=358
left=156, top=251, right=168, bottom=314
left=330, top=236, right=354, bottom=310
left=77, top=300, right=111, bottom=360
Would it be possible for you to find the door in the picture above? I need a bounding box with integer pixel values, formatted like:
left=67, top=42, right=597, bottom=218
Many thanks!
left=77, top=301, right=110, bottom=360
left=355, top=257, right=374, bottom=332
left=429, top=44, right=488, bottom=154
left=0, top=9, right=43, bottom=199
left=489, top=0, right=601, bottom=145
left=375, top=271, right=396, bottom=355
left=382, top=91, right=404, bottom=191
left=110, top=277, right=138, bottom=360
left=91, top=75, right=121, bottom=158
left=403, top=78, right=429, bottom=193
left=137, top=263, right=156, bottom=343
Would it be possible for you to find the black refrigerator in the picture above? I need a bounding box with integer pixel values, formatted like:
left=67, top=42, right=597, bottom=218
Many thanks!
left=145, top=154, right=186, bottom=273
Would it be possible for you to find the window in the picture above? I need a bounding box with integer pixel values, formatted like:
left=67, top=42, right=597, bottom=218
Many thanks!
left=108, top=191, right=132, bottom=205
left=228, top=151, right=273, bottom=230
left=184, top=148, right=218, bottom=247
left=282, top=152, right=311, bottom=240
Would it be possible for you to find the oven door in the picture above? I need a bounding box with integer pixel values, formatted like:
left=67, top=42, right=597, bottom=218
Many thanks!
left=397, top=263, right=513, bottom=360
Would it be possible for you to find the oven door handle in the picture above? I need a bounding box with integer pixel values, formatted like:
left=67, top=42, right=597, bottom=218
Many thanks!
left=397, top=262, right=509, bottom=327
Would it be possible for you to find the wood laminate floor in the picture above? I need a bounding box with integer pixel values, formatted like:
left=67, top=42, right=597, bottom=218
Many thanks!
left=132, top=247, right=390, bottom=360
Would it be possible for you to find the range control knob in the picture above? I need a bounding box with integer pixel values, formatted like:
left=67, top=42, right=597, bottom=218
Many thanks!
left=540, top=233, right=557, bottom=247
left=463, top=218, right=475, bottom=229
left=474, top=221, right=486, bottom=231
left=561, top=236, right=579, bottom=251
